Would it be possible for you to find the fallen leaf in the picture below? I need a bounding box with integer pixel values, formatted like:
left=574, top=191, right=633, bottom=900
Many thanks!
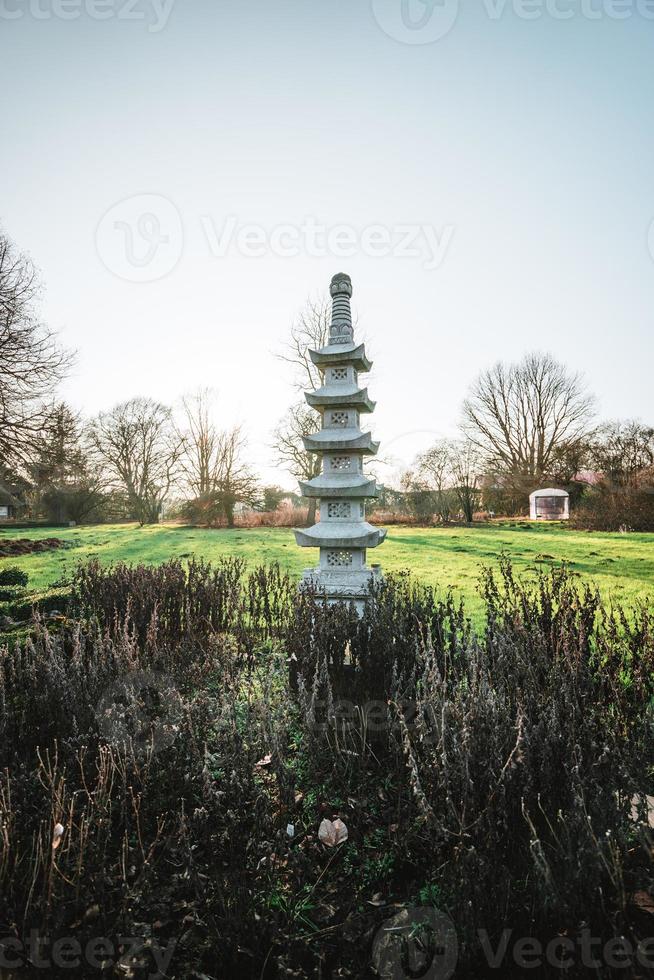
left=632, top=891, right=654, bottom=915
left=318, top=817, right=348, bottom=847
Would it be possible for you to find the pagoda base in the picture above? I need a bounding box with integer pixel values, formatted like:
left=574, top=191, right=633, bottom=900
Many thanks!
left=299, top=564, right=383, bottom=614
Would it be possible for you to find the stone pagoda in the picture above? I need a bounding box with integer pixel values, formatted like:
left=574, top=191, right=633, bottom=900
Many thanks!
left=294, top=272, right=386, bottom=608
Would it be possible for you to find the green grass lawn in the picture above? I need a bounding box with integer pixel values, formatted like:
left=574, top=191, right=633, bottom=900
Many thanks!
left=1, top=521, right=653, bottom=621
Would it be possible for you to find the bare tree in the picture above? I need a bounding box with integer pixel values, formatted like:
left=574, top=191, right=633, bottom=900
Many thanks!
left=449, top=439, right=482, bottom=522
left=272, top=402, right=321, bottom=524
left=0, top=230, right=71, bottom=466
left=213, top=425, right=259, bottom=526
left=273, top=296, right=331, bottom=522
left=277, top=296, right=331, bottom=392
left=178, top=390, right=259, bottom=526
left=462, top=352, right=595, bottom=484
left=177, top=388, right=221, bottom=497
left=416, top=441, right=455, bottom=523
left=399, top=469, right=437, bottom=523
left=88, top=397, right=181, bottom=524
left=590, top=419, right=654, bottom=488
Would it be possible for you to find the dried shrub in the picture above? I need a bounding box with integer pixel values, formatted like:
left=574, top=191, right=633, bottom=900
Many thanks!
left=0, top=558, right=652, bottom=978
left=71, top=557, right=294, bottom=657
left=572, top=486, right=654, bottom=531
left=235, top=501, right=308, bottom=527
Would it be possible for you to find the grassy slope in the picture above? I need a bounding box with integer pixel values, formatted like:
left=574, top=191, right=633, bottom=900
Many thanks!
left=1, top=522, right=653, bottom=621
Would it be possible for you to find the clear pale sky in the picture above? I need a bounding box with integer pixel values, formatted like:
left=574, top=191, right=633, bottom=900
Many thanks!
left=2, top=0, right=653, bottom=488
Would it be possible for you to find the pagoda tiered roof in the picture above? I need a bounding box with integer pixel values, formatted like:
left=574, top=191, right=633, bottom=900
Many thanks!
left=309, top=342, right=372, bottom=374
left=295, top=522, right=387, bottom=549
left=301, top=429, right=379, bottom=454
left=298, top=472, right=378, bottom=499
left=305, top=385, right=375, bottom=413
left=293, top=272, right=386, bottom=608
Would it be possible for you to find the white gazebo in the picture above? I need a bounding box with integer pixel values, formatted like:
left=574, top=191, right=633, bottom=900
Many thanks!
left=294, top=272, right=386, bottom=610
left=529, top=487, right=570, bottom=521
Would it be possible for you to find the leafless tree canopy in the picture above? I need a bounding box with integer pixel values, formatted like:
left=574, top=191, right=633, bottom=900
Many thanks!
left=462, top=352, right=595, bottom=482
left=87, top=397, right=181, bottom=524
left=415, top=441, right=455, bottom=522
left=178, top=389, right=222, bottom=498
left=0, top=231, right=70, bottom=465
left=272, top=403, right=321, bottom=483
left=273, top=296, right=333, bottom=523
left=590, top=419, right=654, bottom=488
left=212, top=424, right=260, bottom=525
left=409, top=438, right=483, bottom=523
left=272, top=402, right=321, bottom=523
left=178, top=389, right=259, bottom=526
left=277, top=296, right=331, bottom=392
left=449, top=439, right=483, bottom=522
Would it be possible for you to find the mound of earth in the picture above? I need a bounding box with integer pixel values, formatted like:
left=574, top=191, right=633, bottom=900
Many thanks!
left=0, top=537, right=68, bottom=557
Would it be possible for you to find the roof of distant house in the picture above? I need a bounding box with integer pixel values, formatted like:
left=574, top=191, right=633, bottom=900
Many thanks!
left=529, top=487, right=569, bottom=499
left=574, top=470, right=603, bottom=486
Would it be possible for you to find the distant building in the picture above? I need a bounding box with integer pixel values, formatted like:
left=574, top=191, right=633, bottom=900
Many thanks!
left=0, top=485, right=25, bottom=521
left=529, top=487, right=570, bottom=521
left=574, top=470, right=603, bottom=487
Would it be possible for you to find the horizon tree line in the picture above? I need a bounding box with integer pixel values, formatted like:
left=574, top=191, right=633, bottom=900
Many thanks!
left=1, top=225, right=652, bottom=528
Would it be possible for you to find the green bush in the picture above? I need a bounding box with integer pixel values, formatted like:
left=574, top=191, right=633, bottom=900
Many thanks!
left=0, top=585, right=25, bottom=602
left=0, top=565, right=28, bottom=587
left=0, top=585, right=71, bottom=620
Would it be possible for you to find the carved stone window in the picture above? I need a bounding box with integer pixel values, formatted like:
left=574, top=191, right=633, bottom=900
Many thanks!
left=328, top=502, right=351, bottom=519
left=327, top=550, right=353, bottom=567
left=330, top=456, right=351, bottom=471
left=329, top=411, right=349, bottom=428
left=331, top=368, right=348, bottom=382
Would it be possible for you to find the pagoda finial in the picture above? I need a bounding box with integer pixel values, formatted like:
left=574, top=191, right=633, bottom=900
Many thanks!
left=329, top=272, right=353, bottom=345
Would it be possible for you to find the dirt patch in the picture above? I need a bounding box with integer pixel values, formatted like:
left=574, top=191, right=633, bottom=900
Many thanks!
left=0, top=537, right=68, bottom=557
